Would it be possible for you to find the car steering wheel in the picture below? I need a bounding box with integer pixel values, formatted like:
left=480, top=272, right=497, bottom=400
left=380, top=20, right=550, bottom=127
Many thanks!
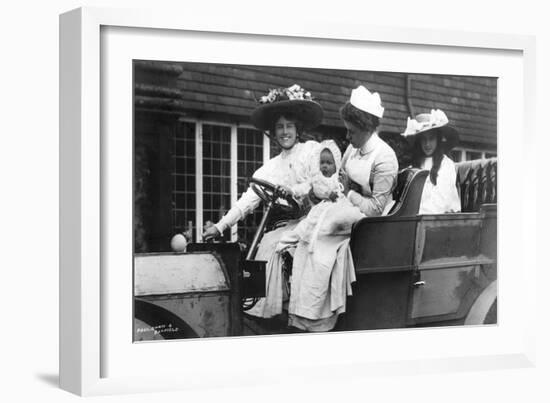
left=249, top=178, right=301, bottom=214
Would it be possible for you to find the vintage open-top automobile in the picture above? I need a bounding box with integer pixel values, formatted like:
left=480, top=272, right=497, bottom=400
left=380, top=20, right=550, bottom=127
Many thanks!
left=134, top=157, right=497, bottom=340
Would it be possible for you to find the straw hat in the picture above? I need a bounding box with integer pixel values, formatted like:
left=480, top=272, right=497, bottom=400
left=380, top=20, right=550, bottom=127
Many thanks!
left=250, top=84, right=323, bottom=131
left=402, top=109, right=459, bottom=152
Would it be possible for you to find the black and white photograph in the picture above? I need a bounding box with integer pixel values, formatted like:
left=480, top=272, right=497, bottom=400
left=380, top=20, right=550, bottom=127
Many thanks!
left=133, top=61, right=497, bottom=341
left=3, top=0, right=546, bottom=400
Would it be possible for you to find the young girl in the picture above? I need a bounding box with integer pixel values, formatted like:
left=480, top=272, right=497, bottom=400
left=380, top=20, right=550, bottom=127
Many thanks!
left=402, top=109, right=461, bottom=214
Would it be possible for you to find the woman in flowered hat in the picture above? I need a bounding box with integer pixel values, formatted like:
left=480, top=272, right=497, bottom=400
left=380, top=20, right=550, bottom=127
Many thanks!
left=202, top=84, right=323, bottom=318
left=402, top=109, right=461, bottom=214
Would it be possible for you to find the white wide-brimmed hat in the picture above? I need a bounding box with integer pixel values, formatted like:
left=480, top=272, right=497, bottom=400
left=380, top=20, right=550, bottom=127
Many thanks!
left=350, top=85, right=384, bottom=118
left=251, top=84, right=323, bottom=131
left=402, top=109, right=459, bottom=152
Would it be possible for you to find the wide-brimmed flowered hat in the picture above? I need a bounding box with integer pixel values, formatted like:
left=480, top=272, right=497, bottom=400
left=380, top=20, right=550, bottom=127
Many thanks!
left=251, top=84, right=323, bottom=131
left=402, top=109, right=459, bottom=152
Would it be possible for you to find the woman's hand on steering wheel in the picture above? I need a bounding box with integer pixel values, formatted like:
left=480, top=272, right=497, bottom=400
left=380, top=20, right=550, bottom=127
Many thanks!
left=249, top=178, right=301, bottom=214
left=202, top=223, right=221, bottom=240
left=275, top=185, right=293, bottom=199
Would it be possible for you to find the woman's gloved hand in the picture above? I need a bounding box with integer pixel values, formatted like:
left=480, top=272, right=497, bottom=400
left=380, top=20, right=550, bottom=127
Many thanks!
left=202, top=221, right=221, bottom=241
left=275, top=185, right=293, bottom=199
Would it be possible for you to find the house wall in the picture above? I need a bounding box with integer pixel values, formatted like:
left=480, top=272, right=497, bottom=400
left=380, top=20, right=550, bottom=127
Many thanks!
left=134, top=61, right=498, bottom=251
left=168, top=62, right=497, bottom=151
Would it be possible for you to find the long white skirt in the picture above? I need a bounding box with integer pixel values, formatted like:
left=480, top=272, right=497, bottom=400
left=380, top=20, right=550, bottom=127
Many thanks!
left=246, top=220, right=356, bottom=330
left=288, top=235, right=356, bottom=332
left=246, top=219, right=300, bottom=318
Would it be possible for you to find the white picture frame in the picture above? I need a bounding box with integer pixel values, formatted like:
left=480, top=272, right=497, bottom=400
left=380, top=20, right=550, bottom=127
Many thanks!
left=59, top=6, right=537, bottom=396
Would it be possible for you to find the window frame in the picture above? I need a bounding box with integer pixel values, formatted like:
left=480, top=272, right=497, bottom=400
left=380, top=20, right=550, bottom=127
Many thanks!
left=452, top=147, right=497, bottom=162
left=177, top=118, right=269, bottom=242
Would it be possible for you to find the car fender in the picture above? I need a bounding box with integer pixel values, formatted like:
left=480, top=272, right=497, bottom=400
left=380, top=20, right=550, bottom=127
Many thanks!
left=464, top=280, right=497, bottom=325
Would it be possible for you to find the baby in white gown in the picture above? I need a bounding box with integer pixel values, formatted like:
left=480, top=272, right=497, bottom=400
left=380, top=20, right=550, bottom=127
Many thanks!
left=278, top=140, right=365, bottom=253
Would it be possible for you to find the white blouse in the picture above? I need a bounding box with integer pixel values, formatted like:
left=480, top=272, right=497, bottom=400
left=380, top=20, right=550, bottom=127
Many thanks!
left=214, top=140, right=320, bottom=233
left=418, top=155, right=461, bottom=214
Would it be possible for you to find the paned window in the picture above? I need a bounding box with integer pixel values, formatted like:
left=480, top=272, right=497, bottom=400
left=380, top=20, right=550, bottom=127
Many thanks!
left=172, top=120, right=268, bottom=245
left=237, top=127, right=265, bottom=244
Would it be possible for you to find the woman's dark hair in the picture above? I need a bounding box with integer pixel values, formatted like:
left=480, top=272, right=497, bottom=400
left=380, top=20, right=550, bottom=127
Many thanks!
left=339, top=102, right=380, bottom=133
left=411, top=129, right=444, bottom=185
left=268, top=112, right=305, bottom=139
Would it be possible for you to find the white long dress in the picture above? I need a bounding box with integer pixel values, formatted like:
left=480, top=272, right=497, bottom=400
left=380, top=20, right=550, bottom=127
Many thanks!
left=285, top=134, right=397, bottom=331
left=418, top=155, right=461, bottom=214
left=213, top=140, right=321, bottom=319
